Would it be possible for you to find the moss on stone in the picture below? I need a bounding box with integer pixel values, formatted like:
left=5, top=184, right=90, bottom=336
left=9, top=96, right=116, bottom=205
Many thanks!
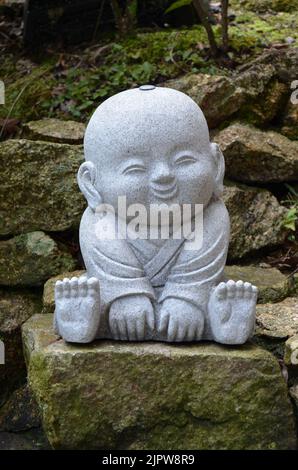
left=22, top=119, right=86, bottom=144
left=230, top=0, right=298, bottom=13
left=0, top=64, right=55, bottom=122
left=222, top=182, right=287, bottom=260
left=281, top=100, right=298, bottom=140
left=0, top=232, right=76, bottom=286
left=0, top=287, right=42, bottom=333
left=22, top=315, right=296, bottom=450
left=0, top=139, right=85, bottom=236
left=1, top=10, right=297, bottom=122
left=237, top=80, right=289, bottom=127
left=164, top=73, right=245, bottom=129
left=216, top=124, right=298, bottom=183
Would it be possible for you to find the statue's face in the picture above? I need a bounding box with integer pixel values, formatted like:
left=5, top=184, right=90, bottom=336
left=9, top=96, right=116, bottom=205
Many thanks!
left=95, top=122, right=214, bottom=214
left=84, top=87, right=218, bottom=220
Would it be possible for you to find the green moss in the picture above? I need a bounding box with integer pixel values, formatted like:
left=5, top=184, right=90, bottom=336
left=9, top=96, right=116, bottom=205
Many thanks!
left=230, top=0, right=298, bottom=13
left=22, top=316, right=296, bottom=450
left=0, top=231, right=76, bottom=286
left=1, top=10, right=297, bottom=122
left=237, top=80, right=289, bottom=126
left=229, top=11, right=298, bottom=51
left=42, top=28, right=221, bottom=121
left=0, top=63, right=55, bottom=122
left=0, top=139, right=85, bottom=236
left=26, top=338, right=296, bottom=449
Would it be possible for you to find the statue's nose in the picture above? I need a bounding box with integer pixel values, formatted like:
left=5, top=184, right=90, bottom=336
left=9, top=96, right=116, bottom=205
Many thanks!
left=152, top=163, right=175, bottom=185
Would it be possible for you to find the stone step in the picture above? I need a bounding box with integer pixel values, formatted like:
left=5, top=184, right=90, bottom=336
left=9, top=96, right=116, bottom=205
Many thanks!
left=22, top=314, right=296, bottom=450
left=22, top=119, right=86, bottom=145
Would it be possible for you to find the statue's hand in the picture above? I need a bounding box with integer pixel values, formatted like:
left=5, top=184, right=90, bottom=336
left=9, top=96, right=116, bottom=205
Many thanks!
left=109, top=294, right=154, bottom=341
left=54, top=276, right=101, bottom=343
left=158, top=297, right=204, bottom=342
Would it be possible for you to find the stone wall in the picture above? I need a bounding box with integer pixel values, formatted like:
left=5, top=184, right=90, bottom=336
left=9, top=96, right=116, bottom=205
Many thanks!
left=0, top=49, right=298, bottom=449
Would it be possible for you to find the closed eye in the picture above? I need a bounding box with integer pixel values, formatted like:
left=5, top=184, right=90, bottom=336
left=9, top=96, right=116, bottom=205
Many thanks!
left=122, top=164, right=146, bottom=175
left=174, top=155, right=198, bottom=166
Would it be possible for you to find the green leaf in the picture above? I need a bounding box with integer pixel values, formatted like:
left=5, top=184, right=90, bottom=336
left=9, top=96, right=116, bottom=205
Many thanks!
left=285, top=183, right=298, bottom=198
left=284, top=221, right=296, bottom=231
left=283, top=207, right=298, bottom=231
left=142, top=61, right=153, bottom=74
left=286, top=207, right=297, bottom=218
left=182, top=50, right=192, bottom=60
left=165, top=0, right=193, bottom=14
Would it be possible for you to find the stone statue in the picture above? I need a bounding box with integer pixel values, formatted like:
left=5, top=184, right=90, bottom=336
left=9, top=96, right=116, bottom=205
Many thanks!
left=54, top=86, right=258, bottom=344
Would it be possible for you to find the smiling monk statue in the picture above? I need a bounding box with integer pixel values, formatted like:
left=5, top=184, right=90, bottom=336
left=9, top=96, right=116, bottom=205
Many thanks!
left=54, top=85, right=258, bottom=344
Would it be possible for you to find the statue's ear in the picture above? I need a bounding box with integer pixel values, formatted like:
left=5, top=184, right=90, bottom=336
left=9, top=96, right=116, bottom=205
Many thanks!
left=77, top=162, right=102, bottom=211
left=211, top=143, right=225, bottom=198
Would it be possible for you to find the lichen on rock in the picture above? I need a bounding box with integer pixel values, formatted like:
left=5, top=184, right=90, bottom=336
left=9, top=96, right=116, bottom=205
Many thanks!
left=0, top=231, right=76, bottom=286
left=256, top=297, right=298, bottom=340
left=215, top=124, right=298, bottom=183
left=223, top=182, right=287, bottom=260
left=0, top=139, right=86, bottom=236
left=164, top=74, right=245, bottom=129
left=281, top=100, right=298, bottom=140
left=22, top=119, right=86, bottom=145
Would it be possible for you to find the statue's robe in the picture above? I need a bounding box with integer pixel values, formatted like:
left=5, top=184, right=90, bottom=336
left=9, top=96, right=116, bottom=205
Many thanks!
left=80, top=198, right=230, bottom=337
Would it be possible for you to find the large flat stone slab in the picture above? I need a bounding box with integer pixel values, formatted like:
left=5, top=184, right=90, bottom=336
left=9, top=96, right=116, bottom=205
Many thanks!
left=22, top=119, right=86, bottom=144
left=22, top=314, right=296, bottom=450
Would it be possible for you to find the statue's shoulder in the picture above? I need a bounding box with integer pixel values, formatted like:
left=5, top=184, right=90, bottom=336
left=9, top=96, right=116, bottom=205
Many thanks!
left=80, top=206, right=95, bottom=227
left=204, top=197, right=229, bottom=228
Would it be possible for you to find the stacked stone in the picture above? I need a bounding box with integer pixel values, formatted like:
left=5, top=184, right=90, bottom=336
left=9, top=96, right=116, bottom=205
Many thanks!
left=0, top=119, right=86, bottom=442
left=165, top=48, right=298, bottom=437
left=1, top=49, right=298, bottom=449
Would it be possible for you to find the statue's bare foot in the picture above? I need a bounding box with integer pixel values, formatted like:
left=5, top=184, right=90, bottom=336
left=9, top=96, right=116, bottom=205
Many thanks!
left=158, top=298, right=204, bottom=342
left=54, top=276, right=100, bottom=343
left=109, top=294, right=154, bottom=341
left=208, top=280, right=258, bottom=345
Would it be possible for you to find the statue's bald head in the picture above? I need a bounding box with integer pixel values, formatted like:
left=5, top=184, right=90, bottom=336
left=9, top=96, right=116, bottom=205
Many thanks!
left=84, top=86, right=211, bottom=164
left=79, top=86, right=224, bottom=212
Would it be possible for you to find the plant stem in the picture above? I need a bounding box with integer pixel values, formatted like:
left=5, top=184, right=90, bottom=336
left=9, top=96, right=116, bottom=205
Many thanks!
left=110, top=0, right=137, bottom=35
left=221, top=0, right=229, bottom=52
left=193, top=0, right=219, bottom=57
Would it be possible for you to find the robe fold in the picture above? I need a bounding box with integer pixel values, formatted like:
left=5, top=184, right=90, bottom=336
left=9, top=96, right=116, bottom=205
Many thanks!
left=80, top=198, right=230, bottom=318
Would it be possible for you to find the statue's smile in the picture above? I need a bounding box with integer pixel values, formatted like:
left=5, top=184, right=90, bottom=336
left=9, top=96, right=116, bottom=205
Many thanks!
left=150, top=182, right=178, bottom=200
